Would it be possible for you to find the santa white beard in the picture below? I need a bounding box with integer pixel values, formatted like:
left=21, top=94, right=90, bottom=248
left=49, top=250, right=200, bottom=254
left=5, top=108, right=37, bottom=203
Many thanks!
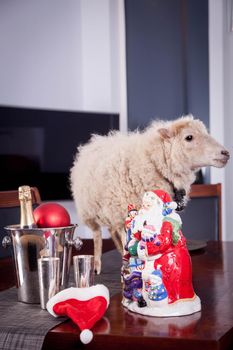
left=132, top=202, right=163, bottom=235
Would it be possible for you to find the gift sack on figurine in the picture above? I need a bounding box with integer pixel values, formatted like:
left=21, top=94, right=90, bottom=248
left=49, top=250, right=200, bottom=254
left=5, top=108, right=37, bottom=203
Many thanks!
left=122, top=189, right=201, bottom=317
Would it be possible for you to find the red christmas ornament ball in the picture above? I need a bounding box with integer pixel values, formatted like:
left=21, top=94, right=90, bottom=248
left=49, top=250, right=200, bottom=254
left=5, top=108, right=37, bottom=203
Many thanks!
left=34, top=203, right=71, bottom=228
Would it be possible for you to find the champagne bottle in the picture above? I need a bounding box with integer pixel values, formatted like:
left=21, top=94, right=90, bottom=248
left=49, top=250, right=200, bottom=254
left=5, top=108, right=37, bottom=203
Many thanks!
left=18, top=185, right=37, bottom=228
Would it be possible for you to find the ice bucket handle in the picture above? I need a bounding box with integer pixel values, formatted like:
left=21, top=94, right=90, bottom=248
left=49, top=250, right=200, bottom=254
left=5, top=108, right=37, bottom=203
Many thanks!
left=67, top=236, right=83, bottom=251
left=2, top=235, right=12, bottom=249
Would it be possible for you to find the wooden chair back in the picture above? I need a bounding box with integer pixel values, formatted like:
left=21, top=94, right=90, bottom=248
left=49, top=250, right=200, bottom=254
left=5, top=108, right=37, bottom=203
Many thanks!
left=183, top=183, right=222, bottom=241
left=0, top=187, right=41, bottom=208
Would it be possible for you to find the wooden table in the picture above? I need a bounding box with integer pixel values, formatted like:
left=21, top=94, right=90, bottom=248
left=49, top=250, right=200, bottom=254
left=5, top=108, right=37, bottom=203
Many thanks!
left=42, top=241, right=233, bottom=350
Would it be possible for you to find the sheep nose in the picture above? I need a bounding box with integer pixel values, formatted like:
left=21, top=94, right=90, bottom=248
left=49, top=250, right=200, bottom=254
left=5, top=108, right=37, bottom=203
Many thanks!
left=221, top=150, right=230, bottom=159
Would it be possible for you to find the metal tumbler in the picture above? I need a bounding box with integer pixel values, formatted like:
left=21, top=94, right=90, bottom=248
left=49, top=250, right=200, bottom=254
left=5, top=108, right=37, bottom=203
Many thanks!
left=38, top=257, right=60, bottom=309
left=73, top=255, right=94, bottom=288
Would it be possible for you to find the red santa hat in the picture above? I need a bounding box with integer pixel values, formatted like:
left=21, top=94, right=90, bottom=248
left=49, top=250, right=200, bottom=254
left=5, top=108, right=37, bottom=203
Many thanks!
left=152, top=189, right=177, bottom=210
left=47, top=284, right=109, bottom=344
left=128, top=204, right=137, bottom=212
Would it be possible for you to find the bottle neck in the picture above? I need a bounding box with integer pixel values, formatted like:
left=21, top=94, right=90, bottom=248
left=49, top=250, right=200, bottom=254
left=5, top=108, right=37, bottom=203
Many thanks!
left=20, top=199, right=37, bottom=229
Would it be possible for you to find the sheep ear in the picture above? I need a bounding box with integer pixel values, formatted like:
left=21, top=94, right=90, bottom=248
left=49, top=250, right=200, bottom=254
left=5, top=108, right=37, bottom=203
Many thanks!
left=158, top=128, right=173, bottom=139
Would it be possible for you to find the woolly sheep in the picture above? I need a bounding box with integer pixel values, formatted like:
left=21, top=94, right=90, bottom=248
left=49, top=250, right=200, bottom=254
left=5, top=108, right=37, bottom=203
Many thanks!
left=70, top=116, right=229, bottom=273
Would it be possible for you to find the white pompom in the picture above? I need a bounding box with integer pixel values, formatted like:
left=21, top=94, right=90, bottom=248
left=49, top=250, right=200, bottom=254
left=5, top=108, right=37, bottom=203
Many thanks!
left=169, top=201, right=177, bottom=210
left=80, top=329, right=93, bottom=344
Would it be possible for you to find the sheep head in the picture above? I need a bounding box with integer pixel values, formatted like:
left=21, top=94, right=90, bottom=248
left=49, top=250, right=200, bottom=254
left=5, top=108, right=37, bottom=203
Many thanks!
left=157, top=116, right=230, bottom=172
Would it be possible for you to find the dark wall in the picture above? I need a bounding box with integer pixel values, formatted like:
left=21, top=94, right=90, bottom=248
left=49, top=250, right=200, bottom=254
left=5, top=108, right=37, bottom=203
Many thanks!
left=180, top=197, right=219, bottom=241
left=125, top=0, right=213, bottom=240
left=125, top=0, right=209, bottom=130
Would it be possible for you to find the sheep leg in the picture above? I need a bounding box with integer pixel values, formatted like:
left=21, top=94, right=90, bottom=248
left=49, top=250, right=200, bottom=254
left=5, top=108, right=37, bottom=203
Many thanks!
left=93, top=228, right=102, bottom=275
left=119, top=229, right=127, bottom=253
left=109, top=228, right=124, bottom=255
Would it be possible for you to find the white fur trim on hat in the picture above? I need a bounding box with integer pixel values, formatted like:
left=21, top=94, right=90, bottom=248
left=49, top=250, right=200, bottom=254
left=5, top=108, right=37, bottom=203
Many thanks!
left=46, top=284, right=110, bottom=317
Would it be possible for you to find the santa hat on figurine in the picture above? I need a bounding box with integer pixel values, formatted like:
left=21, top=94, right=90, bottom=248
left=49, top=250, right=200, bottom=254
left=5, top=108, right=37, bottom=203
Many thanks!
left=152, top=190, right=177, bottom=211
left=127, top=204, right=138, bottom=216
left=47, top=284, right=110, bottom=344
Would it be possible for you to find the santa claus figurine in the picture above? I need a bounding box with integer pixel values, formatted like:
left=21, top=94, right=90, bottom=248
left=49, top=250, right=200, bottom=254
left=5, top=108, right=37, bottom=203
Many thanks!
left=122, top=189, right=201, bottom=317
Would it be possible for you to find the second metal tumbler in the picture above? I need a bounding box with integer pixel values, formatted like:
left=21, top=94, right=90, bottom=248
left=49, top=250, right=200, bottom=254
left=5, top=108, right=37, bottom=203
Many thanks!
left=73, top=255, right=94, bottom=288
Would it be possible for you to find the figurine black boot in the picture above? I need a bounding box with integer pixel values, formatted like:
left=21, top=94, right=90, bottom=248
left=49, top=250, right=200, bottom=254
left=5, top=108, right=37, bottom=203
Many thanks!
left=137, top=296, right=147, bottom=308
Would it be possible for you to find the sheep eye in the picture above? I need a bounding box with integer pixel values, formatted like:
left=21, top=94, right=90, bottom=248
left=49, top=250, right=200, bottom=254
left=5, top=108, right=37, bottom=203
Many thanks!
left=185, top=135, right=193, bottom=142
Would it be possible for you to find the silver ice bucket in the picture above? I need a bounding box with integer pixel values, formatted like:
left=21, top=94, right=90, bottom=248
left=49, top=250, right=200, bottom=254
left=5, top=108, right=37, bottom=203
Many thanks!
left=3, top=224, right=82, bottom=304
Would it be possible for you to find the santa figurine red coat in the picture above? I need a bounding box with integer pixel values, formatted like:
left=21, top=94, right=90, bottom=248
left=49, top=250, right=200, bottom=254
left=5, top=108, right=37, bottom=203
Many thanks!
left=146, top=220, right=195, bottom=303
left=122, top=189, right=201, bottom=317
